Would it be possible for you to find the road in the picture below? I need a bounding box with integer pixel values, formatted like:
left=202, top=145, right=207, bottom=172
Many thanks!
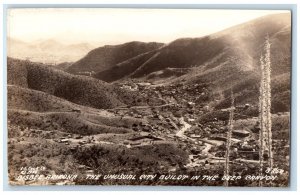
left=108, top=103, right=176, bottom=111
left=173, top=117, right=215, bottom=168
left=176, top=117, right=191, bottom=138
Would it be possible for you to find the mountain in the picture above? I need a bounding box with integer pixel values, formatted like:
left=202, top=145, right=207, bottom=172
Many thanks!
left=54, top=62, right=73, bottom=70
left=7, top=58, right=141, bottom=109
left=7, top=38, right=95, bottom=64
left=94, top=13, right=290, bottom=83
left=66, top=41, right=164, bottom=74
left=94, top=50, right=159, bottom=82
left=93, top=13, right=291, bottom=112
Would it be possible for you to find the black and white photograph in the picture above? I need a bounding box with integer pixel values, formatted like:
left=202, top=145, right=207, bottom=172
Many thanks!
left=6, top=8, right=291, bottom=187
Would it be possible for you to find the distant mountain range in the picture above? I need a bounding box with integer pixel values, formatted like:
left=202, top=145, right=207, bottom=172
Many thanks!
left=7, top=38, right=96, bottom=64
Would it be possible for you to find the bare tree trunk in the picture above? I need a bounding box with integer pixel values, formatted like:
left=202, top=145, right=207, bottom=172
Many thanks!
left=224, top=89, right=234, bottom=187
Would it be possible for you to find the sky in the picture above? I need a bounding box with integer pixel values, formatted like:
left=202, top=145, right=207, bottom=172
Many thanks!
left=7, top=8, right=289, bottom=46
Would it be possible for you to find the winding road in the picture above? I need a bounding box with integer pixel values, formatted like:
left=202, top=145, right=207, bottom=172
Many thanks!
left=176, top=117, right=191, bottom=138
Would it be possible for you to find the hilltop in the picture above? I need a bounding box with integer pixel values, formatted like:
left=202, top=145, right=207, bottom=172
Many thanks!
left=7, top=58, right=142, bottom=109
left=66, top=41, right=164, bottom=74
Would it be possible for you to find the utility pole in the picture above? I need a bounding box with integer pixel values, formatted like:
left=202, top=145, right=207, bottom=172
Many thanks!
left=258, top=35, right=273, bottom=187
left=264, top=35, right=273, bottom=170
left=259, top=54, right=266, bottom=187
left=224, top=89, right=234, bottom=187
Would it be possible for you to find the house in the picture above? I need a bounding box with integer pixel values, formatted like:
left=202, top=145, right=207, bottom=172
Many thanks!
left=75, top=135, right=83, bottom=139
left=79, top=140, right=87, bottom=145
left=59, top=138, right=69, bottom=143
left=232, top=130, right=250, bottom=138
left=71, top=109, right=81, bottom=113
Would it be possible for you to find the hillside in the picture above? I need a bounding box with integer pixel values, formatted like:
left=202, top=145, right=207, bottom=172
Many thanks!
left=8, top=84, right=147, bottom=135
left=8, top=85, right=80, bottom=112
left=95, top=13, right=291, bottom=111
left=7, top=58, right=141, bottom=109
left=94, top=50, right=159, bottom=82
left=8, top=108, right=138, bottom=135
left=54, top=62, right=73, bottom=70
left=94, top=13, right=290, bottom=82
left=66, top=41, right=164, bottom=74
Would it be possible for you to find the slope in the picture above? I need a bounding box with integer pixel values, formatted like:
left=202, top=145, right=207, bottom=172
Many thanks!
left=7, top=58, right=140, bottom=109
left=93, top=13, right=290, bottom=84
left=8, top=85, right=146, bottom=135
left=67, top=41, right=164, bottom=74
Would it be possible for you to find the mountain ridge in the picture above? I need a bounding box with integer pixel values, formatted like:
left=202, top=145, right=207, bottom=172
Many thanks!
left=7, top=57, right=141, bottom=109
left=66, top=41, right=164, bottom=74
left=87, top=13, right=290, bottom=85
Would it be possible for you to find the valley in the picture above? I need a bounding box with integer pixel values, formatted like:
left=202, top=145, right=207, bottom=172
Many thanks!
left=7, top=12, right=291, bottom=187
left=7, top=78, right=290, bottom=186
